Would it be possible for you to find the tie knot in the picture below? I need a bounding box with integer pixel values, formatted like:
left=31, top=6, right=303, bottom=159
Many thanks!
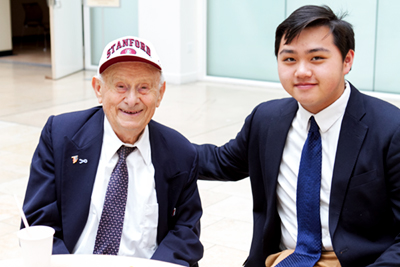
left=117, top=145, right=136, bottom=160
left=309, top=116, right=319, bottom=133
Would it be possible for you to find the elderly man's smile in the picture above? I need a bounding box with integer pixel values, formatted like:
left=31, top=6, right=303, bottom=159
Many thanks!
left=120, top=108, right=143, bottom=115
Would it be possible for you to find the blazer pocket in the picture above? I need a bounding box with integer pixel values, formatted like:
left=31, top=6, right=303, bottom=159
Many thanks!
left=347, top=169, right=378, bottom=189
left=342, top=169, right=389, bottom=228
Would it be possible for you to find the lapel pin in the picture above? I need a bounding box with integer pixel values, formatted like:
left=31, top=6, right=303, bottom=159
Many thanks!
left=172, top=207, right=176, bottom=217
left=71, top=155, right=78, bottom=164
left=79, top=159, right=88, bottom=164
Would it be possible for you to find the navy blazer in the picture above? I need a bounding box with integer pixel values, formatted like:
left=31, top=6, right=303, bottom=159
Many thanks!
left=196, top=84, right=400, bottom=267
left=23, top=106, right=203, bottom=267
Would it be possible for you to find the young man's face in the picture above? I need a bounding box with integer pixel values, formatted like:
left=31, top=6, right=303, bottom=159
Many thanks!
left=277, top=25, right=354, bottom=114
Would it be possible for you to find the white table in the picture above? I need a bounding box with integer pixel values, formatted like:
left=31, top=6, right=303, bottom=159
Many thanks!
left=0, top=254, right=184, bottom=267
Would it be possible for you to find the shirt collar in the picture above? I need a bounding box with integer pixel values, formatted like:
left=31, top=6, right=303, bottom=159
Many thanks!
left=103, top=116, right=152, bottom=166
left=297, top=81, right=351, bottom=133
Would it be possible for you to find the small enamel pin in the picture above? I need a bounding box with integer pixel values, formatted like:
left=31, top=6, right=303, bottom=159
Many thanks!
left=71, top=155, right=78, bottom=164
left=71, top=156, right=88, bottom=164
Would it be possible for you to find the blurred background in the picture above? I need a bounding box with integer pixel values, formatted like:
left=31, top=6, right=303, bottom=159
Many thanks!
left=1, top=0, right=400, bottom=91
left=1, top=0, right=400, bottom=266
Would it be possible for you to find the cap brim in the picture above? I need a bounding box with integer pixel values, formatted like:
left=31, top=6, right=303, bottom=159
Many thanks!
left=99, top=55, right=162, bottom=74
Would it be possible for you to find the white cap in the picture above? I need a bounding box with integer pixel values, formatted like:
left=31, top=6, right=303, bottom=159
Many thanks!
left=98, top=36, right=162, bottom=74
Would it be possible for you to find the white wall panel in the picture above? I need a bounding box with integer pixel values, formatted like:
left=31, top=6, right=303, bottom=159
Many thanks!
left=0, top=0, right=12, bottom=52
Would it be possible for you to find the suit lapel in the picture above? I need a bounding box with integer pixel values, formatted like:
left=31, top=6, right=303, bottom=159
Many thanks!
left=263, top=100, right=298, bottom=199
left=61, top=109, right=104, bottom=251
left=329, top=86, right=368, bottom=237
left=148, top=121, right=179, bottom=244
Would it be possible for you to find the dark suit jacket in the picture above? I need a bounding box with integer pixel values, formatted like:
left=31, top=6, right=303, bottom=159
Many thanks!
left=196, top=84, right=400, bottom=267
left=23, top=106, right=203, bottom=267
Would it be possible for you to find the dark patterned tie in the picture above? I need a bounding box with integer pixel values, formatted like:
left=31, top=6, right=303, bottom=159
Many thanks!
left=93, top=145, right=135, bottom=255
left=277, top=116, right=322, bottom=267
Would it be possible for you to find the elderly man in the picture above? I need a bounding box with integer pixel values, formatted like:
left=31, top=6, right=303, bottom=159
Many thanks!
left=22, top=36, right=203, bottom=267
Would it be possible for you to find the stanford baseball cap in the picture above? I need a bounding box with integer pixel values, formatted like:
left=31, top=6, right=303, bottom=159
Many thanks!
left=98, top=36, right=162, bottom=74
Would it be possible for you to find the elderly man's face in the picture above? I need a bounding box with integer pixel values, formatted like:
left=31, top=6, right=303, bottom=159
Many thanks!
left=92, top=62, right=165, bottom=144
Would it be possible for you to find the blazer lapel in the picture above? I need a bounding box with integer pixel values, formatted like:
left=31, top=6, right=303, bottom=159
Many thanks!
left=61, top=109, right=104, bottom=251
left=263, top=100, right=298, bottom=199
left=329, top=86, right=368, bottom=237
left=148, top=121, right=179, bottom=244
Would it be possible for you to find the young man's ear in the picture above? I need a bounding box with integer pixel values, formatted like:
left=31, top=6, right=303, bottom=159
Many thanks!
left=343, top=49, right=355, bottom=75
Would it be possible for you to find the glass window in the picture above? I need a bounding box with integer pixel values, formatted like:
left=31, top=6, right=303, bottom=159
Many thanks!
left=207, top=0, right=285, bottom=82
left=374, top=0, right=400, bottom=93
left=90, top=0, right=138, bottom=66
left=206, top=0, right=397, bottom=93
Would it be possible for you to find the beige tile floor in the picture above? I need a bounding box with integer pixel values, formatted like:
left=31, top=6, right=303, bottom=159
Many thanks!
left=1, top=48, right=400, bottom=266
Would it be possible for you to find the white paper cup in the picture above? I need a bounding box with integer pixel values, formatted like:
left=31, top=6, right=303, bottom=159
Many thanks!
left=17, top=225, right=55, bottom=267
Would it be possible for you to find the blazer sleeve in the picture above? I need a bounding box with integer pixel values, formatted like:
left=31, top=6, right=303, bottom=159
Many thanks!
left=194, top=105, right=262, bottom=181
left=368, top=125, right=400, bottom=266
left=151, top=152, right=203, bottom=267
left=22, top=116, right=70, bottom=254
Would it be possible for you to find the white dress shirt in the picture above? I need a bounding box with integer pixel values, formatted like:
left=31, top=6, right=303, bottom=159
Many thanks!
left=277, top=81, right=351, bottom=251
left=73, top=116, right=159, bottom=258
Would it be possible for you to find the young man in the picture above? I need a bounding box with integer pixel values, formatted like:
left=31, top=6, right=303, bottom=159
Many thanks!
left=196, top=5, right=400, bottom=267
left=22, top=36, right=203, bottom=267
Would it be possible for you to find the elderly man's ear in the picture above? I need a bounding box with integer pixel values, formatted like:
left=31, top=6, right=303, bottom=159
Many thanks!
left=156, top=81, right=166, bottom=108
left=92, top=76, right=103, bottom=104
